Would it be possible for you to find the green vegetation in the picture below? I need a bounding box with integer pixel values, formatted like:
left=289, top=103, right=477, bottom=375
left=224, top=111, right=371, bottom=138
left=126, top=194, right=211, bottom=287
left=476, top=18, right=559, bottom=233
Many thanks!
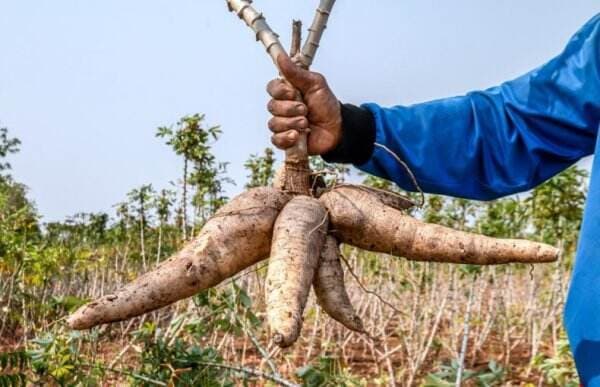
left=0, top=119, right=585, bottom=385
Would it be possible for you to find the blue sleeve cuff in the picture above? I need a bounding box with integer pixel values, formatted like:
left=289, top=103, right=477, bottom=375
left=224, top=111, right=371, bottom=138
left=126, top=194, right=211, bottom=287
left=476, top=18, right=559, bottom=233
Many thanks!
left=354, top=103, right=400, bottom=183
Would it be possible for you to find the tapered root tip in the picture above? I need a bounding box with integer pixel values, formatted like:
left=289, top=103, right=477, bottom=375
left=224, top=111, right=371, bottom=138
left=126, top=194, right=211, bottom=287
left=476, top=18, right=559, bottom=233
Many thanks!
left=67, top=298, right=112, bottom=330
left=66, top=308, right=91, bottom=330
left=538, top=245, right=561, bottom=263
left=272, top=332, right=294, bottom=348
left=272, top=333, right=284, bottom=345
left=352, top=316, right=366, bottom=334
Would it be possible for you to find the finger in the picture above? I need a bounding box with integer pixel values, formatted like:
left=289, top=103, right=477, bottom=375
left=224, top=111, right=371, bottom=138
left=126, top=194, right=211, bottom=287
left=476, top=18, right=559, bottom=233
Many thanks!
left=267, top=100, right=307, bottom=117
left=271, top=130, right=300, bottom=149
left=268, top=116, right=309, bottom=133
left=266, top=79, right=301, bottom=100
left=277, top=54, right=314, bottom=93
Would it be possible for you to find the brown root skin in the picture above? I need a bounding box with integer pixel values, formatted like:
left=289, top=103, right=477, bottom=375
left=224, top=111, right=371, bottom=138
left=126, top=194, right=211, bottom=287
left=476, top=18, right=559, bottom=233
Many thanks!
left=281, top=161, right=311, bottom=195
left=272, top=166, right=286, bottom=191
left=266, top=196, right=328, bottom=348
left=67, top=187, right=292, bottom=330
left=339, top=184, right=415, bottom=211
left=273, top=165, right=327, bottom=197
left=313, top=236, right=365, bottom=333
left=320, top=185, right=559, bottom=265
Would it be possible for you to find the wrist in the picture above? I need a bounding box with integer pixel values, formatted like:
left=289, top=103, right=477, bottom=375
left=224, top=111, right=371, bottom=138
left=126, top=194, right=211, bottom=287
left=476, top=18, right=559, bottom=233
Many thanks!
left=322, top=103, right=376, bottom=165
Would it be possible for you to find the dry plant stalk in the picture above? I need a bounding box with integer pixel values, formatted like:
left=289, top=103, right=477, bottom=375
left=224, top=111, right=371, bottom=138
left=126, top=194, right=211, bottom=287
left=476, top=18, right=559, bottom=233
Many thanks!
left=67, top=0, right=559, bottom=349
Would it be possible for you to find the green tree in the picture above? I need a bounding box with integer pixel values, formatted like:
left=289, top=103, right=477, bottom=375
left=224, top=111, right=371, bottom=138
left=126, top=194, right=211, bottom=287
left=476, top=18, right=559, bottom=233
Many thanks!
left=477, top=198, right=529, bottom=238
left=527, top=166, right=587, bottom=256
left=114, top=200, right=132, bottom=243
left=0, top=126, right=21, bottom=178
left=245, top=148, right=276, bottom=188
left=189, top=159, right=232, bottom=226
left=422, top=195, right=446, bottom=224
left=311, top=157, right=350, bottom=186
left=362, top=174, right=394, bottom=191
left=128, top=184, right=155, bottom=270
left=0, top=129, right=40, bottom=337
left=157, top=114, right=229, bottom=238
left=154, top=188, right=175, bottom=264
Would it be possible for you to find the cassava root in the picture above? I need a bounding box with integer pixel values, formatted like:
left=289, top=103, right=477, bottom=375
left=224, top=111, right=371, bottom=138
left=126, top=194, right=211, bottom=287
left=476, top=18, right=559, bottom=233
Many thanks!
left=266, top=196, right=328, bottom=347
left=67, top=188, right=291, bottom=330
left=320, top=185, right=559, bottom=265
left=313, top=236, right=365, bottom=333
left=66, top=0, right=560, bottom=353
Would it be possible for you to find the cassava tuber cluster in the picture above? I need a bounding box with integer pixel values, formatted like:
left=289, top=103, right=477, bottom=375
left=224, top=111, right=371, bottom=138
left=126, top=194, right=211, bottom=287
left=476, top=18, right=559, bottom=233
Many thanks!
left=67, top=0, right=560, bottom=348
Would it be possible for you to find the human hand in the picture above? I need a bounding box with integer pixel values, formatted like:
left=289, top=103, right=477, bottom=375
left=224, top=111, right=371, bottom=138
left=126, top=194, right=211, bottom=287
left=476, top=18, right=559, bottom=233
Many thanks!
left=266, top=55, right=342, bottom=155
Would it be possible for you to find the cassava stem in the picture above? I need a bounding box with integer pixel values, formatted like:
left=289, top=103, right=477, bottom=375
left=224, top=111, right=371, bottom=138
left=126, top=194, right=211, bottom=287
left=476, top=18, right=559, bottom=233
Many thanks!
left=320, top=186, right=559, bottom=265
left=266, top=196, right=328, bottom=347
left=68, top=188, right=291, bottom=330
left=283, top=0, right=337, bottom=194
left=290, top=20, right=302, bottom=58
left=227, top=0, right=337, bottom=194
left=283, top=19, right=312, bottom=194
left=313, top=236, right=365, bottom=333
left=225, top=0, right=308, bottom=193
left=298, top=0, right=337, bottom=69
left=226, top=0, right=287, bottom=67
left=283, top=1, right=337, bottom=193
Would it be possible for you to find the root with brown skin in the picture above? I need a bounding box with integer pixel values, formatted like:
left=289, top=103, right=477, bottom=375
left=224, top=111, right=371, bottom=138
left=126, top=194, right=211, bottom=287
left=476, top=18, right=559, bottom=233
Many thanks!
left=67, top=188, right=291, bottom=330
left=313, top=236, right=365, bottom=333
left=66, top=1, right=560, bottom=349
left=320, top=185, right=559, bottom=265
left=266, top=196, right=328, bottom=347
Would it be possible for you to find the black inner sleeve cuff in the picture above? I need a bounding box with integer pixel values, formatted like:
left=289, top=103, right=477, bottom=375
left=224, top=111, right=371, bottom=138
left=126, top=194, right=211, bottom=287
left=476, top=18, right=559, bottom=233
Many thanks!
left=322, top=103, right=376, bottom=165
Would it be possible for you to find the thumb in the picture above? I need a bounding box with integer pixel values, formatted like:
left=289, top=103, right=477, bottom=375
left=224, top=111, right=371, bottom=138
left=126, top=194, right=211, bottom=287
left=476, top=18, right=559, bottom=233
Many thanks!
left=277, top=54, right=313, bottom=93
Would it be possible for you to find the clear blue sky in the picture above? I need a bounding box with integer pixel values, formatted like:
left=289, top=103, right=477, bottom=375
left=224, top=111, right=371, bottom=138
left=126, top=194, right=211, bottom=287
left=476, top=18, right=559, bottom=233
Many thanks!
left=1, top=1, right=597, bottom=221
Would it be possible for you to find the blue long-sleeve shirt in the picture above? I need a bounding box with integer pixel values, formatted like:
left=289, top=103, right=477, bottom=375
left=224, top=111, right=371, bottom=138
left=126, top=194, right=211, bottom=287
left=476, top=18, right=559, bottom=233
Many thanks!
left=325, top=14, right=600, bottom=384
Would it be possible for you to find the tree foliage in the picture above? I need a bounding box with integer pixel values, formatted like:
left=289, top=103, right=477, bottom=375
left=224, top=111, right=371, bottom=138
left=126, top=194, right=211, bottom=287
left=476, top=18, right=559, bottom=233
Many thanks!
left=0, top=126, right=20, bottom=176
left=245, top=147, right=276, bottom=189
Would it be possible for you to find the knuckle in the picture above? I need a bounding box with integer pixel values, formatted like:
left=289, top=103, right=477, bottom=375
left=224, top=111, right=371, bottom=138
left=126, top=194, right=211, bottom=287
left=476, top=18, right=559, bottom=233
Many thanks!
left=270, top=135, right=281, bottom=147
left=267, top=118, right=276, bottom=130
left=287, top=130, right=298, bottom=141
left=272, top=84, right=290, bottom=98
left=296, top=103, right=308, bottom=115
left=273, top=101, right=286, bottom=115
left=312, top=72, right=326, bottom=84
left=285, top=90, right=298, bottom=100
left=298, top=117, right=309, bottom=128
left=285, top=103, right=298, bottom=115
left=272, top=134, right=291, bottom=149
left=313, top=88, right=328, bottom=99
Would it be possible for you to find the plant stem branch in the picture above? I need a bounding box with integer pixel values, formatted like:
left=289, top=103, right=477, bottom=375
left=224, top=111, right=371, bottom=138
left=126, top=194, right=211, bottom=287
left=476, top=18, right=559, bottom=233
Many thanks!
left=226, top=0, right=288, bottom=67
left=299, top=0, right=337, bottom=69
left=456, top=275, right=477, bottom=387
left=196, top=361, right=299, bottom=387
left=290, top=20, right=302, bottom=58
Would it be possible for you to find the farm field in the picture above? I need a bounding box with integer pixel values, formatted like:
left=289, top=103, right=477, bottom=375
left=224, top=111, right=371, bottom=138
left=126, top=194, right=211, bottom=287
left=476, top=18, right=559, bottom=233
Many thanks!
left=0, top=119, right=584, bottom=386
